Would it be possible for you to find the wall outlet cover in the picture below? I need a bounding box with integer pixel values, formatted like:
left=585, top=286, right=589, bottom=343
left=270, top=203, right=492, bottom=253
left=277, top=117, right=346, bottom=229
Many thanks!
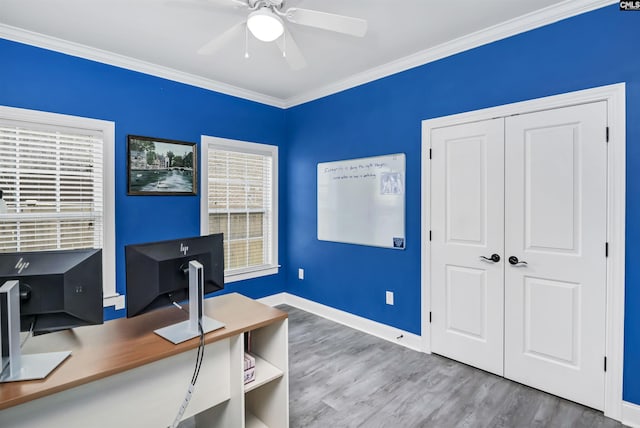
left=386, top=291, right=394, bottom=305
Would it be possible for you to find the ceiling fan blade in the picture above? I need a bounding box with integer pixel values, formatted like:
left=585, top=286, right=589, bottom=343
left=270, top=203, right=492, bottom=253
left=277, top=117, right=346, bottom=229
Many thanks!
left=208, top=0, right=247, bottom=7
left=275, top=28, right=306, bottom=70
left=284, top=8, right=367, bottom=37
left=197, top=21, right=246, bottom=55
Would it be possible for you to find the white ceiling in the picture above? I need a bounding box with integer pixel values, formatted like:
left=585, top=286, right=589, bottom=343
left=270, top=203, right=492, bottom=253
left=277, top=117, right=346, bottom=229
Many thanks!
left=0, top=0, right=613, bottom=107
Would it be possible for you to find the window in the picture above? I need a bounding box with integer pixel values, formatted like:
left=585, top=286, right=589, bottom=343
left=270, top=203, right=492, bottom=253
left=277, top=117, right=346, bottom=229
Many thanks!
left=201, top=136, right=278, bottom=282
left=0, top=106, right=117, bottom=306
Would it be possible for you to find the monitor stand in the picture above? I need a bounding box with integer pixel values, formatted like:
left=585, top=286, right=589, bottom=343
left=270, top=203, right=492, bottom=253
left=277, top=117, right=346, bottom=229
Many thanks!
left=154, top=261, right=225, bottom=344
left=0, top=280, right=71, bottom=383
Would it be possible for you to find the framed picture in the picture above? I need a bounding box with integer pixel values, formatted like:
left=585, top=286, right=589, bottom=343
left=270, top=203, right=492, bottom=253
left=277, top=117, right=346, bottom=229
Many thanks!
left=127, top=135, right=197, bottom=196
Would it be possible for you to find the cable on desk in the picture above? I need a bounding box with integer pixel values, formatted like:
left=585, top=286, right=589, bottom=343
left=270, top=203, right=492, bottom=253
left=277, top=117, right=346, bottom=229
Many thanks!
left=168, top=298, right=205, bottom=428
left=20, top=318, right=35, bottom=349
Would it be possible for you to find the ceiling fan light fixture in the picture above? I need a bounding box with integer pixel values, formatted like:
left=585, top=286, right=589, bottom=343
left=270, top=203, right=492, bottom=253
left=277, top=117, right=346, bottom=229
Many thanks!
left=247, top=7, right=284, bottom=42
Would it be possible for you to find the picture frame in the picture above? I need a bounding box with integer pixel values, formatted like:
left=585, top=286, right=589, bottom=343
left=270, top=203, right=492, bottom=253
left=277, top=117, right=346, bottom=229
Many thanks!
left=127, top=135, right=197, bottom=196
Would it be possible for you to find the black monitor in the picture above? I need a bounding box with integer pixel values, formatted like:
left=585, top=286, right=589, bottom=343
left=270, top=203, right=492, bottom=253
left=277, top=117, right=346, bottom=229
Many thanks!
left=125, top=234, right=225, bottom=344
left=0, top=248, right=104, bottom=382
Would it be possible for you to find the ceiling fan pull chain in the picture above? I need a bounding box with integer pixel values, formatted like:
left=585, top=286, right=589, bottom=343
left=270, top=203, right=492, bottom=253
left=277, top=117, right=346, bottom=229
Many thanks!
left=283, top=30, right=286, bottom=58
left=244, top=24, right=250, bottom=59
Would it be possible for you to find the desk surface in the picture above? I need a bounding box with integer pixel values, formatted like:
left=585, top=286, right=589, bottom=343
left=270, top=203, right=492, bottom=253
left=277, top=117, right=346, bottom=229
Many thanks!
left=0, top=292, right=287, bottom=410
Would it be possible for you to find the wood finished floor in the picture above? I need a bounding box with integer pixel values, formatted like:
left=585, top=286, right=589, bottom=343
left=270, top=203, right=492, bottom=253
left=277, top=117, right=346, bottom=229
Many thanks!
left=282, top=305, right=624, bottom=428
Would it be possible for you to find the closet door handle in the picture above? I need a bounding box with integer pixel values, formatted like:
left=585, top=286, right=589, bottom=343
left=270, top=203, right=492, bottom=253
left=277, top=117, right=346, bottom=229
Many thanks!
left=508, top=256, right=528, bottom=266
left=480, top=254, right=501, bottom=263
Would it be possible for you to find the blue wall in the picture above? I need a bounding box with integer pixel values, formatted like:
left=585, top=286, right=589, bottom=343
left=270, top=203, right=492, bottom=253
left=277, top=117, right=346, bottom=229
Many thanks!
left=2, top=2, right=640, bottom=405
left=0, top=38, right=288, bottom=319
left=285, top=5, right=640, bottom=403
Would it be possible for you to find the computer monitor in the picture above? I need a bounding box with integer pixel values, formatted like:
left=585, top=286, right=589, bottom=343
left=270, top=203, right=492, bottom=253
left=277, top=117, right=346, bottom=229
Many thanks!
left=0, top=248, right=104, bottom=382
left=125, top=234, right=225, bottom=344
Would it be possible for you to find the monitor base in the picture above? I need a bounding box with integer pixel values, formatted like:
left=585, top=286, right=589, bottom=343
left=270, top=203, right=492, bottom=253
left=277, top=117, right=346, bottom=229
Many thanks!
left=1, top=351, right=71, bottom=382
left=154, top=316, right=225, bottom=344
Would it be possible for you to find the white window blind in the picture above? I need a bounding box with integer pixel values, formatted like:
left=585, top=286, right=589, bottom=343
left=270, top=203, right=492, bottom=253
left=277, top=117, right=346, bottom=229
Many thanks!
left=0, top=121, right=104, bottom=253
left=202, top=136, right=278, bottom=281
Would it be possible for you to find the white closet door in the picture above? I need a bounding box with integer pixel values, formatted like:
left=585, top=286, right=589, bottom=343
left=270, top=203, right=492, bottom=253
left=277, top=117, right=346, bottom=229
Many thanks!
left=503, top=101, right=607, bottom=410
left=430, top=118, right=505, bottom=376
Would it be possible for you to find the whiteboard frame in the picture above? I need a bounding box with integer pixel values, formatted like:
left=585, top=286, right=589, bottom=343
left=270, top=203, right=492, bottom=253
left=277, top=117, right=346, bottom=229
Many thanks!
left=317, top=153, right=406, bottom=250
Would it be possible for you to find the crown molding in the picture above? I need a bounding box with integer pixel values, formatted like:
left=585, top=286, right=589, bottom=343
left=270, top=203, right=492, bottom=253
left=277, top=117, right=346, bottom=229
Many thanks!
left=283, top=0, right=617, bottom=108
left=0, top=23, right=286, bottom=109
left=0, top=0, right=616, bottom=109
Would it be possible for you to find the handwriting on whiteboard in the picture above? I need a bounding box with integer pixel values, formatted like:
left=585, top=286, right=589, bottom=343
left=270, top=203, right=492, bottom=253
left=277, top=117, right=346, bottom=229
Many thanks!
left=322, top=161, right=388, bottom=181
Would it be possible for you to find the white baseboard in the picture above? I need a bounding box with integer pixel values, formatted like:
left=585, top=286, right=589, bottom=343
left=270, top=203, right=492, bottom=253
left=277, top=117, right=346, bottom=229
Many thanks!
left=258, top=292, right=422, bottom=352
left=256, top=292, right=287, bottom=308
left=622, top=401, right=640, bottom=427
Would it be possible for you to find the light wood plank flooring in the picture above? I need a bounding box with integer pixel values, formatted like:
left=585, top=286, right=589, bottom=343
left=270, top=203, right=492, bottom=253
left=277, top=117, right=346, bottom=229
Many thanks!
left=282, top=305, right=624, bottom=428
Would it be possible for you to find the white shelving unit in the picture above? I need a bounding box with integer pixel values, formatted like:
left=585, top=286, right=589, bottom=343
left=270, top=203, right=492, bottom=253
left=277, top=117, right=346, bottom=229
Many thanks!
left=243, top=319, right=289, bottom=428
left=192, top=317, right=289, bottom=428
left=246, top=412, right=269, bottom=428
left=245, top=355, right=284, bottom=393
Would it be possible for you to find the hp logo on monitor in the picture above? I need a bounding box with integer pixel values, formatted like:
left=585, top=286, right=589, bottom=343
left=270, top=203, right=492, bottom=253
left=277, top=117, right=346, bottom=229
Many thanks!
left=15, top=257, right=30, bottom=274
left=180, top=243, right=189, bottom=256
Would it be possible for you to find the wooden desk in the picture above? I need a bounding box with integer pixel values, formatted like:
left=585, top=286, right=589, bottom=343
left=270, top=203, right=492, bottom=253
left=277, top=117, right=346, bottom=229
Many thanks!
left=0, top=293, right=289, bottom=428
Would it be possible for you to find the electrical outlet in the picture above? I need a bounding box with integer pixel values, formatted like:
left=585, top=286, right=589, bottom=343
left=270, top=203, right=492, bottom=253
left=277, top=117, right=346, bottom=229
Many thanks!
left=298, top=268, right=304, bottom=280
left=386, top=291, right=394, bottom=305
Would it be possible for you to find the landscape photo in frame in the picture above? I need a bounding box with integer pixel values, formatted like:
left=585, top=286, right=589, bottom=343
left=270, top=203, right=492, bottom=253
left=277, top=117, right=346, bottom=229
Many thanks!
left=127, top=135, right=197, bottom=195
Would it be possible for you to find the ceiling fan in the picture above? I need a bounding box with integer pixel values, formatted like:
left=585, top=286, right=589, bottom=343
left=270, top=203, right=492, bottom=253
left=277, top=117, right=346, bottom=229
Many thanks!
left=196, top=0, right=368, bottom=70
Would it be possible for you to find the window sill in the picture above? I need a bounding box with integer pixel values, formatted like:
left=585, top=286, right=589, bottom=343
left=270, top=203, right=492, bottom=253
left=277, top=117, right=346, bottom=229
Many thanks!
left=103, top=293, right=125, bottom=310
left=224, top=265, right=279, bottom=283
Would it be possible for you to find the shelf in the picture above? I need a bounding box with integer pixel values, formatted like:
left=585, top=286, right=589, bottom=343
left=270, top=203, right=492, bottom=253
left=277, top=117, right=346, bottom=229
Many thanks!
left=246, top=412, right=269, bottom=428
left=244, top=355, right=283, bottom=393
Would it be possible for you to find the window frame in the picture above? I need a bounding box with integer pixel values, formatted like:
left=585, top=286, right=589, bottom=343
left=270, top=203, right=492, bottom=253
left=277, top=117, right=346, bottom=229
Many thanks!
left=0, top=105, right=119, bottom=308
left=200, top=135, right=279, bottom=282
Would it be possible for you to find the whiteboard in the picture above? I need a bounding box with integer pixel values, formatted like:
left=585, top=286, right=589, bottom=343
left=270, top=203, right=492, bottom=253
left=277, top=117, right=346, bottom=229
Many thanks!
left=317, top=153, right=405, bottom=249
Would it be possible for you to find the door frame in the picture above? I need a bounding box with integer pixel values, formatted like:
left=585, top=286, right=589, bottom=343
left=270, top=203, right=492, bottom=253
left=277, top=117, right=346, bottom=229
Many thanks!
left=420, top=83, right=626, bottom=420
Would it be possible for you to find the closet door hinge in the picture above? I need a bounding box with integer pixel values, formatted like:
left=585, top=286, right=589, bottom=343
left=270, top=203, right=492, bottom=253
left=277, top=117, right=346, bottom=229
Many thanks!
left=429, top=230, right=432, bottom=241
left=606, top=127, right=610, bottom=143
left=429, top=312, right=432, bottom=323
left=604, top=356, right=607, bottom=372
left=606, top=242, right=609, bottom=258
left=429, top=148, right=432, bottom=159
